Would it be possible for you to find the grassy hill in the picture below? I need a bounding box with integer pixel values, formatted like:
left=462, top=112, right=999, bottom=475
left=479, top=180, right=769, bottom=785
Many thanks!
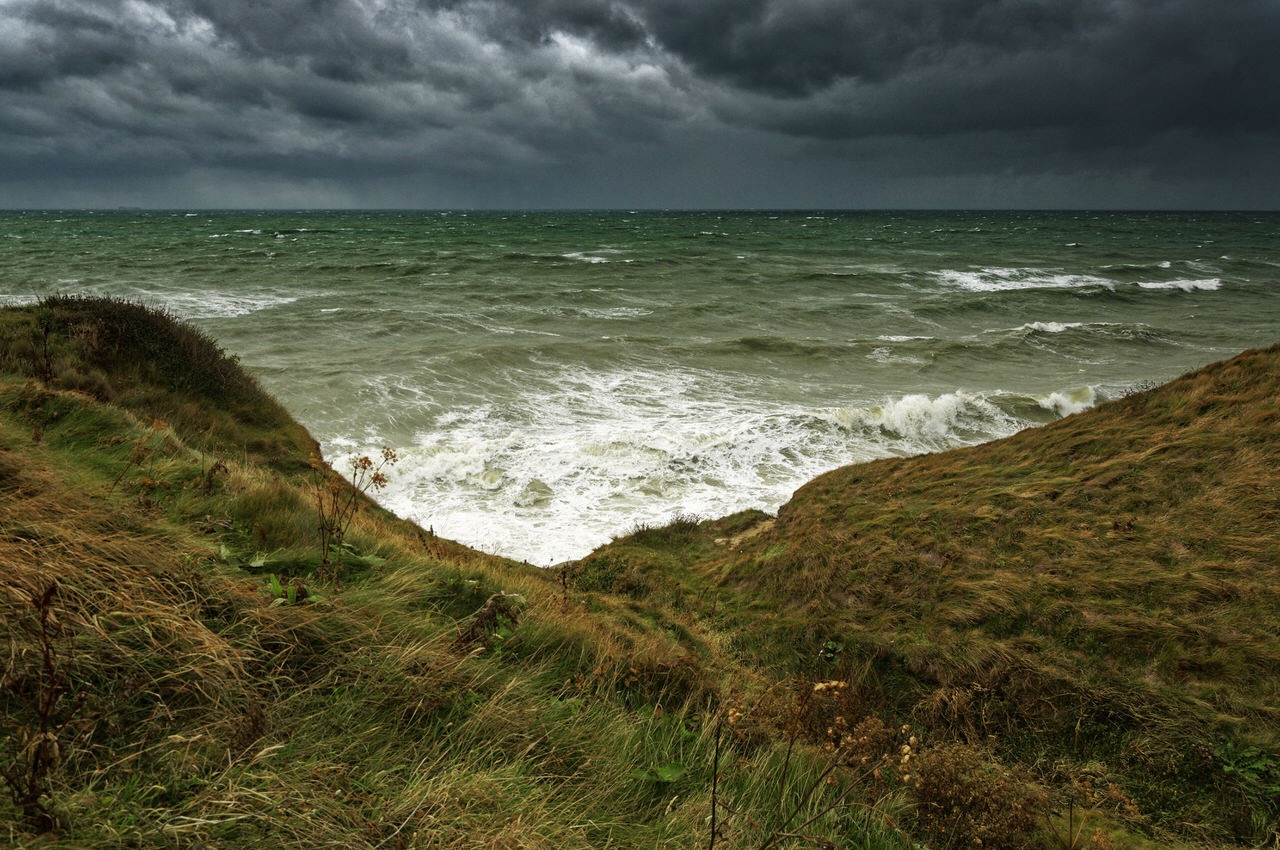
left=1, top=296, right=1277, bottom=849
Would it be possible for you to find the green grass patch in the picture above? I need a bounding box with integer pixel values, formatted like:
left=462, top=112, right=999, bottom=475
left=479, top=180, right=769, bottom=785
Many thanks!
left=2, top=302, right=1276, bottom=848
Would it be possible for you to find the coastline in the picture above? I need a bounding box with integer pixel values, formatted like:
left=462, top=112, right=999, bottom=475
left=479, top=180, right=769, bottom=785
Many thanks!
left=1, top=298, right=1277, bottom=848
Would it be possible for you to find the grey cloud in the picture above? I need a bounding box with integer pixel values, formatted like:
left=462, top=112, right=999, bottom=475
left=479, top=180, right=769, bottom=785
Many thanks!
left=436, top=0, right=650, bottom=51
left=637, top=0, right=1109, bottom=95
left=0, top=0, right=1276, bottom=208
left=0, top=0, right=688, bottom=163
left=638, top=0, right=1280, bottom=140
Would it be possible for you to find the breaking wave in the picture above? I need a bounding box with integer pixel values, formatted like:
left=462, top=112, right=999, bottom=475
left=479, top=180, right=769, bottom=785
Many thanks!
left=1137, top=278, right=1222, bottom=292
left=932, top=267, right=1115, bottom=293
left=330, top=374, right=1096, bottom=565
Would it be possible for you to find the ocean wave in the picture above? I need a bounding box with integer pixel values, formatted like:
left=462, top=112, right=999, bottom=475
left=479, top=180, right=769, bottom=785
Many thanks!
left=706, top=335, right=863, bottom=359
left=867, top=346, right=929, bottom=365
left=1015, top=321, right=1086, bottom=334
left=1137, top=278, right=1222, bottom=292
left=811, top=322, right=1185, bottom=378
left=562, top=251, right=610, bottom=264
left=121, top=288, right=302, bottom=319
left=562, top=248, right=629, bottom=264
left=932, top=267, right=1116, bottom=293
left=816, top=390, right=1023, bottom=445
left=328, top=375, right=1099, bottom=564
left=1036, top=386, right=1097, bottom=417
left=1002, top=321, right=1173, bottom=346
left=574, top=307, right=653, bottom=319
left=1099, top=260, right=1174, bottom=273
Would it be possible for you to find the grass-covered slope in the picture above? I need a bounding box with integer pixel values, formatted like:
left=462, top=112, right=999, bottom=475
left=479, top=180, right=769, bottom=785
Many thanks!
left=579, top=343, right=1280, bottom=845
left=1, top=297, right=1277, bottom=849
left=0, top=294, right=317, bottom=470
left=0, top=298, right=898, bottom=850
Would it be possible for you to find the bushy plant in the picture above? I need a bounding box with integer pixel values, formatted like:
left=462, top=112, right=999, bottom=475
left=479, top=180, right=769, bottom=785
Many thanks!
left=0, top=582, right=79, bottom=832
left=310, top=447, right=397, bottom=578
left=622, top=512, right=703, bottom=549
left=911, top=742, right=1046, bottom=850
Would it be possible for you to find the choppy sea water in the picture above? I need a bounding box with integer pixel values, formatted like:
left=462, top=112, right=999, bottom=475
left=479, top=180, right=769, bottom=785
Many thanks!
left=2, top=210, right=1277, bottom=563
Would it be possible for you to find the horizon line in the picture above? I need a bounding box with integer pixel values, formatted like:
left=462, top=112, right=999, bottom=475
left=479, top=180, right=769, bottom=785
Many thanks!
left=3, top=206, right=1279, bottom=215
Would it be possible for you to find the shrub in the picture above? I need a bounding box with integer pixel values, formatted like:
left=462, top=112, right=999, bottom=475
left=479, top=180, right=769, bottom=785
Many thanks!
left=622, top=512, right=703, bottom=550
left=911, top=743, right=1046, bottom=850
left=0, top=582, right=78, bottom=832
left=310, top=447, right=397, bottom=578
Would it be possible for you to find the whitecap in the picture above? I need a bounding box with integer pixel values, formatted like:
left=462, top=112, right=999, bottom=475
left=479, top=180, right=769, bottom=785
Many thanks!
left=1036, top=386, right=1097, bottom=417
left=138, top=289, right=300, bottom=319
left=867, top=347, right=927, bottom=365
left=1016, top=321, right=1085, bottom=334
left=575, top=307, right=653, bottom=319
left=562, top=251, right=609, bottom=263
left=932, top=267, right=1114, bottom=293
left=818, top=390, right=1021, bottom=446
left=1137, top=279, right=1221, bottom=292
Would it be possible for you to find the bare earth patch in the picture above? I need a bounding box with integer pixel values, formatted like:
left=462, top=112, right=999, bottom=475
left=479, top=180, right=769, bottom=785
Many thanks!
left=716, top=517, right=775, bottom=549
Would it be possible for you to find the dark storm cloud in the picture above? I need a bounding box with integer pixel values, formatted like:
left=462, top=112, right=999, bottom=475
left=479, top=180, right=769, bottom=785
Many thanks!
left=641, top=0, right=1098, bottom=95
left=0, top=0, right=1277, bottom=207
left=0, top=0, right=690, bottom=175
left=641, top=0, right=1280, bottom=139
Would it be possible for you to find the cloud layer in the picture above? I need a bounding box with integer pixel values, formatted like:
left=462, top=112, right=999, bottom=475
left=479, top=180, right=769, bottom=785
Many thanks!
left=2, top=0, right=1277, bottom=207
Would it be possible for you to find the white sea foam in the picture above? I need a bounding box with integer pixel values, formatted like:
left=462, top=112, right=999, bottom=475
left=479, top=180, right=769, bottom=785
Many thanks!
left=819, top=391, right=1022, bottom=445
left=1137, top=279, right=1222, bottom=292
left=136, top=289, right=301, bottom=319
left=1017, top=321, right=1085, bottom=334
left=1036, top=386, right=1097, bottom=417
left=933, top=267, right=1115, bottom=293
left=332, top=378, right=1046, bottom=565
left=867, top=347, right=927, bottom=365
left=563, top=248, right=627, bottom=264
left=575, top=307, right=653, bottom=319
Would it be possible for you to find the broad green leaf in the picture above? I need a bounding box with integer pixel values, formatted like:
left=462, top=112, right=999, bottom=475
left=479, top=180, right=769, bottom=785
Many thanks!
left=634, top=764, right=685, bottom=783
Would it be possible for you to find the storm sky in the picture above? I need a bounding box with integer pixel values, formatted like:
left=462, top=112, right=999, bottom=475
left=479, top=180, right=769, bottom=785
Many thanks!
left=2, top=0, right=1278, bottom=209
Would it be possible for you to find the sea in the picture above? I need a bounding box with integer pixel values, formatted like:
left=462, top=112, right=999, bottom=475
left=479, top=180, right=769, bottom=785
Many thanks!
left=2, top=210, right=1277, bottom=564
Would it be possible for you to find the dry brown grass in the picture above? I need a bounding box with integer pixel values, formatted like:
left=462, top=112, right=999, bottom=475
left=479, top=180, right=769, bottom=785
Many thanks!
left=3, top=301, right=1273, bottom=848
left=582, top=344, right=1280, bottom=845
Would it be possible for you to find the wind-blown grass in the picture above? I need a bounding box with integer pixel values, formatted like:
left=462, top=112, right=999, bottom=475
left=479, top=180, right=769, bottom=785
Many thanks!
left=1, top=298, right=1275, bottom=848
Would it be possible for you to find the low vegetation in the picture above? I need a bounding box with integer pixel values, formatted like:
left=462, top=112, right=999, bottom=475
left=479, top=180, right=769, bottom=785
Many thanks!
left=1, top=296, right=1276, bottom=848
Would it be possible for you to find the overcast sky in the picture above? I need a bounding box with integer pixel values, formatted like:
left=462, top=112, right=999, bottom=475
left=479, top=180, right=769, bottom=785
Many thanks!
left=2, top=0, right=1278, bottom=209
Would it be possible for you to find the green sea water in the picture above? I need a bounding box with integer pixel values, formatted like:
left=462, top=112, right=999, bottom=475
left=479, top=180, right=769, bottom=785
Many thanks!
left=2, top=209, right=1277, bottom=562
